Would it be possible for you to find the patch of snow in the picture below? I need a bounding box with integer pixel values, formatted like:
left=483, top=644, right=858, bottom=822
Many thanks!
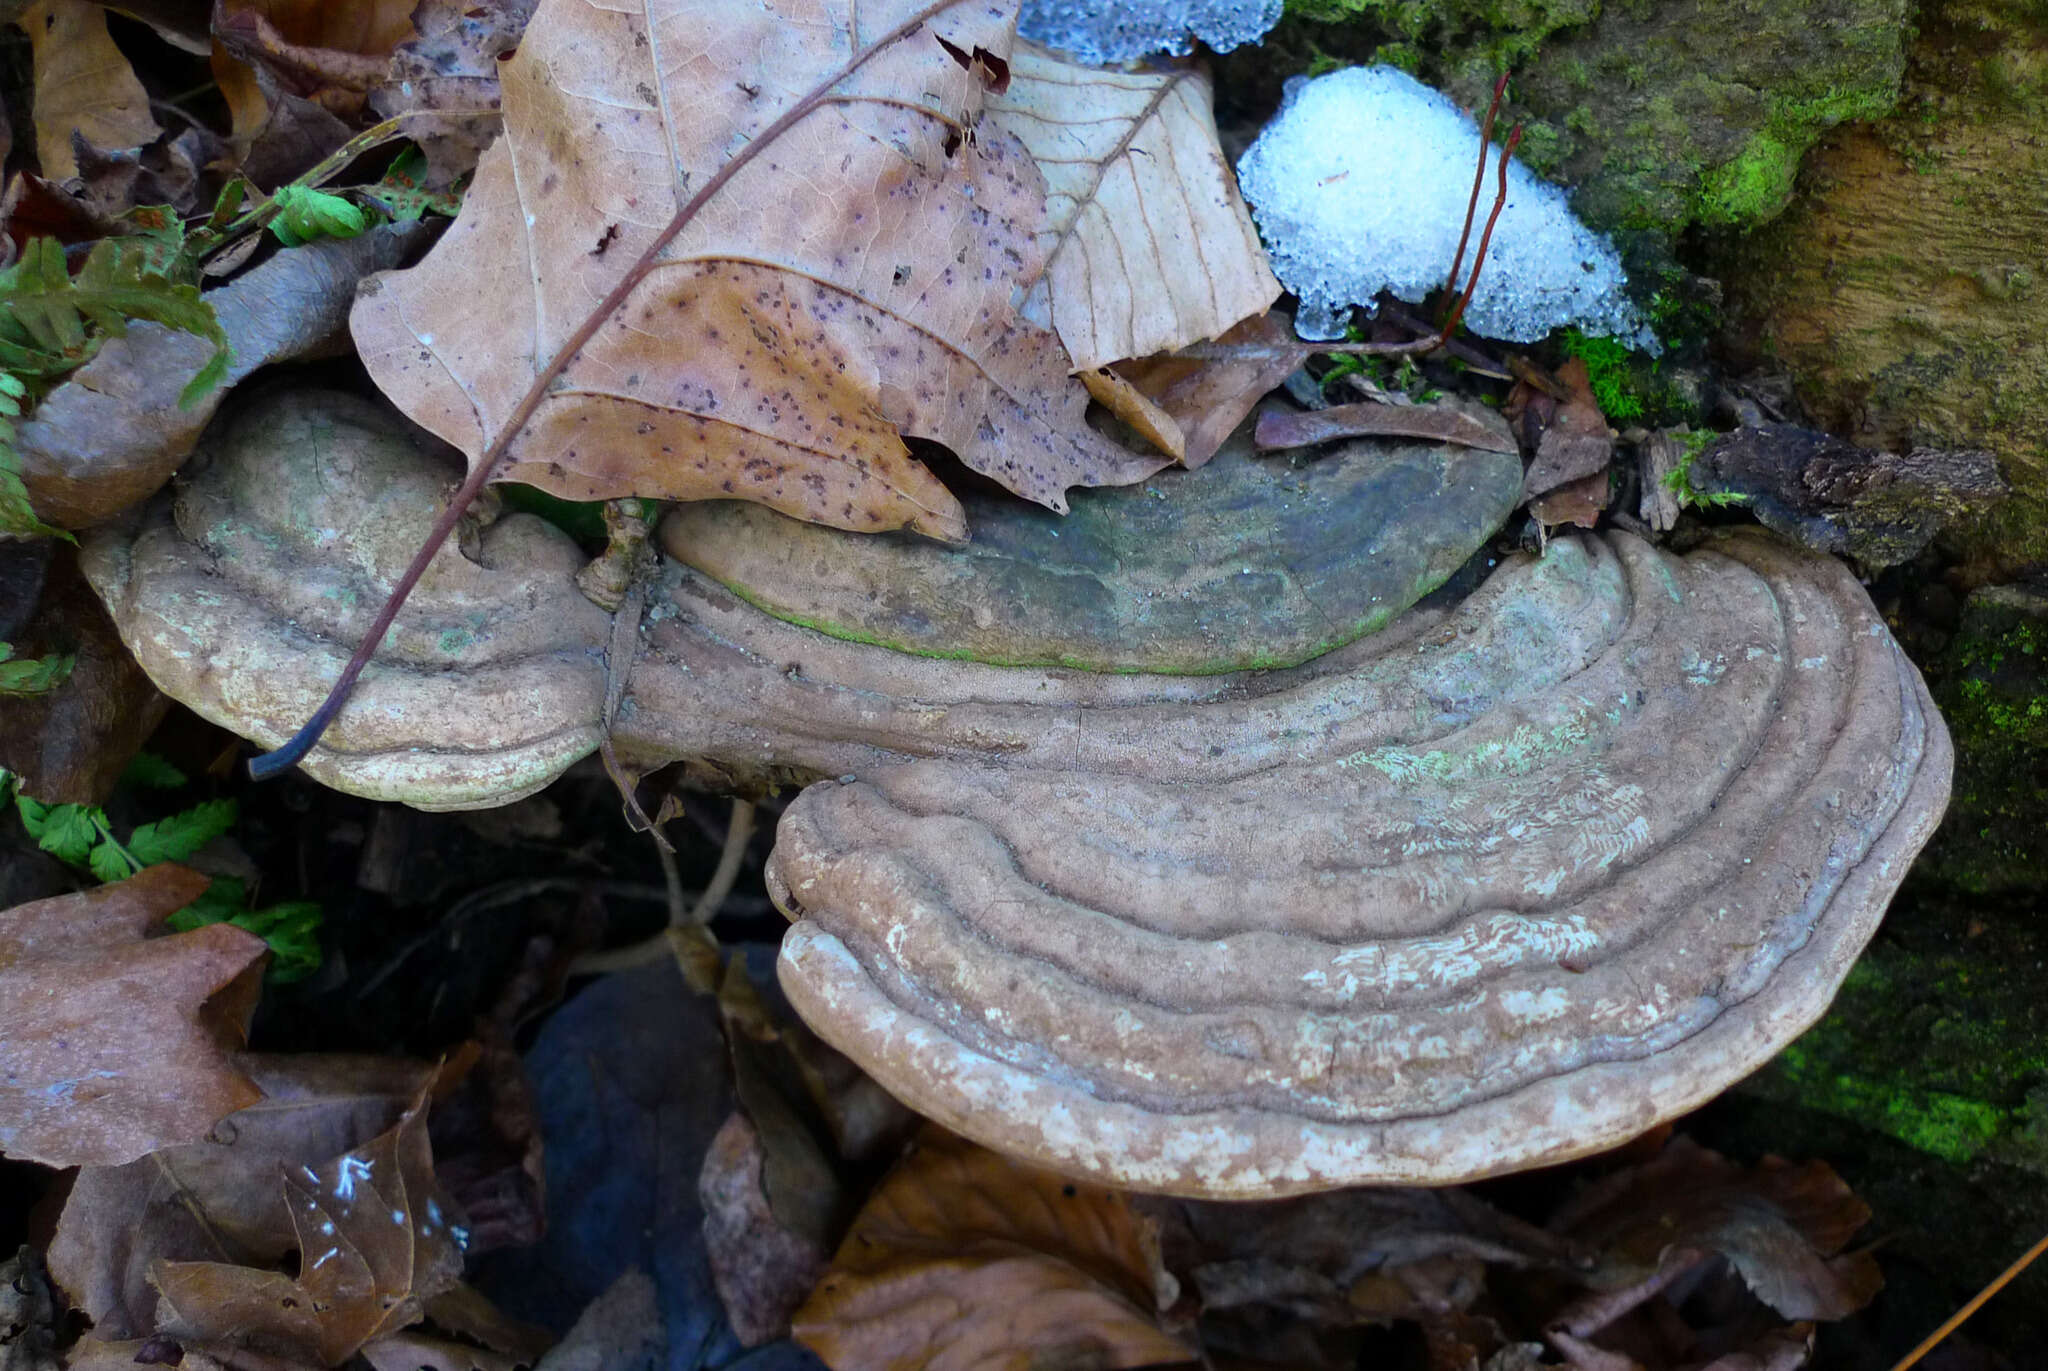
left=1236, top=66, right=1655, bottom=350
left=1018, top=0, right=1283, bottom=65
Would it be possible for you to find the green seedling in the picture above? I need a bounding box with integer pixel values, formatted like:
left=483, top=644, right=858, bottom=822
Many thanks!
left=3, top=757, right=323, bottom=980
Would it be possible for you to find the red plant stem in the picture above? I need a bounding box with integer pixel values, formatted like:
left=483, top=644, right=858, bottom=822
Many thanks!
left=1442, top=71, right=1510, bottom=327
left=1433, top=124, right=1521, bottom=346
left=250, top=0, right=976, bottom=781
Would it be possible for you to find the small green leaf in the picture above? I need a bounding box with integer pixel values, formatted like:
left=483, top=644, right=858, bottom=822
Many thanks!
left=128, top=797, right=238, bottom=865
left=0, top=643, right=73, bottom=695
left=169, top=878, right=324, bottom=982
left=121, top=751, right=188, bottom=789
left=18, top=797, right=102, bottom=866
left=268, top=186, right=370, bottom=247
left=0, top=238, right=231, bottom=407
left=89, top=838, right=138, bottom=883
left=363, top=145, right=465, bottom=222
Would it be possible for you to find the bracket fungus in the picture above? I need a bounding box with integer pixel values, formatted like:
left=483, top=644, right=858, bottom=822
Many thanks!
left=84, top=393, right=1951, bottom=1197
left=81, top=391, right=612, bottom=810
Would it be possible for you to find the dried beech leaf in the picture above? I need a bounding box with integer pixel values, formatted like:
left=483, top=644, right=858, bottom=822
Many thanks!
left=151, top=1085, right=469, bottom=1365
left=793, top=1127, right=1192, bottom=1371
left=994, top=41, right=1279, bottom=374
left=0, top=864, right=265, bottom=1168
left=21, top=0, right=162, bottom=181
left=47, top=1054, right=445, bottom=1342
left=1551, top=1137, right=1882, bottom=1327
left=1255, top=397, right=1521, bottom=455
left=1523, top=356, right=1613, bottom=500
left=351, top=0, right=1166, bottom=541
left=1110, top=310, right=1300, bottom=467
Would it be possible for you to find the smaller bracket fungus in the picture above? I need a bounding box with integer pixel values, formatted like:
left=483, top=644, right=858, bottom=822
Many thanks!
left=81, top=391, right=611, bottom=810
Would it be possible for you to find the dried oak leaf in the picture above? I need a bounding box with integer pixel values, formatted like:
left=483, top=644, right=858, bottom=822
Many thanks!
left=792, top=1127, right=1193, bottom=1371
left=0, top=864, right=265, bottom=1168
left=1548, top=1137, right=1881, bottom=1331
left=19, top=0, right=162, bottom=182
left=991, top=40, right=1278, bottom=374
left=350, top=0, right=1166, bottom=543
left=149, top=1084, right=470, bottom=1365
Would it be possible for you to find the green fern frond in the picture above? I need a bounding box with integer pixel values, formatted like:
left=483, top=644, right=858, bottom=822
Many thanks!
left=0, top=237, right=231, bottom=408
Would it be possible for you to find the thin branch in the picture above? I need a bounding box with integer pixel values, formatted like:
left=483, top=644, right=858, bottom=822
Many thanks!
left=1435, top=124, right=1523, bottom=342
left=1442, top=71, right=1510, bottom=325
left=1888, top=1230, right=2048, bottom=1371
left=251, top=0, right=977, bottom=780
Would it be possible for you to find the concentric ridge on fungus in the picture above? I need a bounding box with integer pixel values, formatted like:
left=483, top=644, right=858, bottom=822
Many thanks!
left=757, top=531, right=1951, bottom=1196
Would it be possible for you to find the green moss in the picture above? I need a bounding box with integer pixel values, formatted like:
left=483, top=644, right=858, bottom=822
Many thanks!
left=1560, top=327, right=1645, bottom=420
left=1749, top=949, right=2048, bottom=1171
left=1920, top=591, right=2048, bottom=892
left=1692, top=131, right=1801, bottom=225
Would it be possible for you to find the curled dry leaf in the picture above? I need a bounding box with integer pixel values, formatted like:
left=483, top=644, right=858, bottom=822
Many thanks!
left=366, top=0, right=540, bottom=186
left=49, top=1056, right=459, bottom=1342
left=1522, top=356, right=1614, bottom=501
left=1550, top=1137, right=1881, bottom=1333
left=350, top=0, right=1168, bottom=542
left=0, top=864, right=265, bottom=1168
left=148, top=1082, right=469, bottom=1365
left=1108, top=310, right=1302, bottom=468
left=16, top=220, right=429, bottom=529
left=0, top=546, right=168, bottom=803
left=792, top=1127, right=1193, bottom=1371
left=20, top=0, right=162, bottom=181
left=1254, top=395, right=1521, bottom=456
left=992, top=40, right=1278, bottom=374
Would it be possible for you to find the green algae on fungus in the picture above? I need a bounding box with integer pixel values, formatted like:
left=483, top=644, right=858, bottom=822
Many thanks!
left=659, top=430, right=1523, bottom=675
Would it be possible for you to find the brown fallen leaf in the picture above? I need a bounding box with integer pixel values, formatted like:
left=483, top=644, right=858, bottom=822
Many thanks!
left=0, top=545, right=168, bottom=803
left=149, top=1083, right=468, bottom=1365
left=366, top=0, right=537, bottom=186
left=1080, top=365, right=1186, bottom=460
left=15, top=220, right=429, bottom=529
left=350, top=0, right=1168, bottom=542
left=700, top=1111, right=830, bottom=1347
left=47, top=1055, right=445, bottom=1340
left=1529, top=467, right=1610, bottom=529
left=1523, top=355, right=1614, bottom=500
left=1109, top=310, right=1302, bottom=468
left=0, top=865, right=265, bottom=1168
left=1254, top=396, right=1520, bottom=455
left=992, top=41, right=1278, bottom=374
left=19, top=0, right=162, bottom=182
left=1548, top=1137, right=1881, bottom=1347
left=792, top=1127, right=1193, bottom=1371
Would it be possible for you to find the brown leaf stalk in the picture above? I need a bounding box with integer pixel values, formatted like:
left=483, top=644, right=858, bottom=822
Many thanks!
left=251, top=0, right=979, bottom=780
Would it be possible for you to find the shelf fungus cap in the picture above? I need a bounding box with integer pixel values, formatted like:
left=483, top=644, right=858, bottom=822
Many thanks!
left=765, top=531, right=1953, bottom=1197
left=80, top=391, right=610, bottom=810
